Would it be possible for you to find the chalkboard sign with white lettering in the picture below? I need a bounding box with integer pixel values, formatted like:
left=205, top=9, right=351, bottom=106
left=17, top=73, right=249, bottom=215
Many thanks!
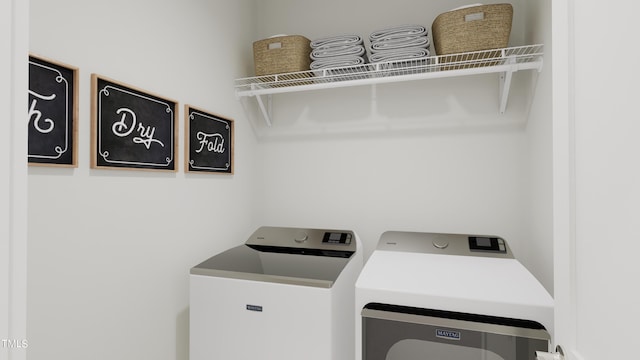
left=185, top=105, right=234, bottom=174
left=28, top=55, right=78, bottom=166
left=91, top=74, right=178, bottom=171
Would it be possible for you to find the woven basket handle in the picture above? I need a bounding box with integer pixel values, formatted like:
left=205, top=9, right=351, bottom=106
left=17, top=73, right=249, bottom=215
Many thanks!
left=465, top=12, right=485, bottom=22
left=267, top=41, right=282, bottom=50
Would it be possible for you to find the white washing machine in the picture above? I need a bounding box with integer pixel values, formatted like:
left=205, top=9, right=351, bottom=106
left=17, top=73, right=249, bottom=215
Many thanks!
left=355, top=231, right=554, bottom=360
left=190, top=226, right=363, bottom=360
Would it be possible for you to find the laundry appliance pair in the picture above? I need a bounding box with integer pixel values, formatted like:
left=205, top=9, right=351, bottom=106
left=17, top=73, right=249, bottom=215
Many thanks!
left=190, top=226, right=553, bottom=360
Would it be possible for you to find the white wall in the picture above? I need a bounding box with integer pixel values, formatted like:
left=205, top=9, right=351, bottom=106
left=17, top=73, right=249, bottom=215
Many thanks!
left=28, top=1, right=640, bottom=359
left=523, top=0, right=554, bottom=295
left=28, top=1, right=256, bottom=359
left=551, top=1, right=640, bottom=358
left=254, top=130, right=529, bottom=260
left=27, top=1, right=557, bottom=359
left=253, top=0, right=528, bottom=50
left=2, top=0, right=28, bottom=359
left=571, top=1, right=640, bottom=358
left=250, top=0, right=548, bottom=276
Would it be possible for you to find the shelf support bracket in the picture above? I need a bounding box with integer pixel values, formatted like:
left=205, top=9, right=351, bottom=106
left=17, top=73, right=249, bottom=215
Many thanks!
left=254, top=93, right=273, bottom=127
left=498, top=56, right=517, bottom=114
left=499, top=70, right=513, bottom=114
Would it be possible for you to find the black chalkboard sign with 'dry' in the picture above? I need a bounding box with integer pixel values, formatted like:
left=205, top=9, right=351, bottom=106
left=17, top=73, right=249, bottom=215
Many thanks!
left=91, top=74, right=178, bottom=171
left=28, top=55, right=78, bottom=166
left=185, top=105, right=234, bottom=174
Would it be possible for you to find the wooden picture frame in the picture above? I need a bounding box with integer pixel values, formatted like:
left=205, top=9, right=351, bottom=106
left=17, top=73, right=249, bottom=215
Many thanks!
left=91, top=74, right=178, bottom=172
left=185, top=105, right=234, bottom=174
left=28, top=54, right=79, bottom=167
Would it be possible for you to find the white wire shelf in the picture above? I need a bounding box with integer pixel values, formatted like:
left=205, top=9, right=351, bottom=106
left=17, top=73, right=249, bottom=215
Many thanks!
left=235, top=44, right=543, bottom=126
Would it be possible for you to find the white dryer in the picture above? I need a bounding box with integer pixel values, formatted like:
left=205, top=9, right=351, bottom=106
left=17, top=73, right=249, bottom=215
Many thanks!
left=355, top=231, right=554, bottom=360
left=190, top=226, right=363, bottom=360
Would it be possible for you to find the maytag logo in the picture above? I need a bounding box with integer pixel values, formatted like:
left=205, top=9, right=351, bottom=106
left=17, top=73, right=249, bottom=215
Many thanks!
left=436, top=329, right=461, bottom=341
left=246, top=304, right=263, bottom=312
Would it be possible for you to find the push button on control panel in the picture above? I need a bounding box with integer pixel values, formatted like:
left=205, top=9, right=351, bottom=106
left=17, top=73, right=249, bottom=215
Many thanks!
left=294, top=232, right=309, bottom=243
left=432, top=240, right=449, bottom=249
left=498, top=238, right=506, bottom=252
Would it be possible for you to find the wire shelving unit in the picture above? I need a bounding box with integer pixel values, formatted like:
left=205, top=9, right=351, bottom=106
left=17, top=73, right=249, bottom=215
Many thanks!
left=235, top=44, right=543, bottom=126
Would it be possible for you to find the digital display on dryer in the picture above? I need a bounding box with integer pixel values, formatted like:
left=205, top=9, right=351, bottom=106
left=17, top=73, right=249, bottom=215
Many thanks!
left=322, top=232, right=352, bottom=245
left=476, top=237, right=492, bottom=247
left=469, top=236, right=507, bottom=253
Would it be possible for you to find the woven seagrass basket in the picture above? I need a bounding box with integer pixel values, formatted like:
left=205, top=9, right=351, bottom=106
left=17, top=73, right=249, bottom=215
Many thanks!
left=432, top=4, right=513, bottom=55
left=253, top=35, right=312, bottom=76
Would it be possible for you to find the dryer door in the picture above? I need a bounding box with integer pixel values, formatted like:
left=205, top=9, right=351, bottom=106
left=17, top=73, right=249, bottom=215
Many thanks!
left=362, top=304, right=550, bottom=360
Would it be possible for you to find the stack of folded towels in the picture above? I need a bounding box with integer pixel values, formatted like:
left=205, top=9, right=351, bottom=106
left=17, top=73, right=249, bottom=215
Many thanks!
left=368, top=24, right=430, bottom=63
left=309, top=34, right=368, bottom=71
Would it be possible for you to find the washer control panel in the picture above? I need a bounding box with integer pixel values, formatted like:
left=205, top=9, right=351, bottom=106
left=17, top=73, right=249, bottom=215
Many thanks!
left=246, top=226, right=357, bottom=253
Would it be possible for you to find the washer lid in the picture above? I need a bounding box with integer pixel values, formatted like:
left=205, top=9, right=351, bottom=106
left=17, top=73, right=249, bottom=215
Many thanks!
left=190, top=226, right=358, bottom=288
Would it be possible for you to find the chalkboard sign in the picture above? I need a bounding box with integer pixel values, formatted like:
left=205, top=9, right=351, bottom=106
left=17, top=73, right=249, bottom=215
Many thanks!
left=28, top=55, right=78, bottom=166
left=91, top=74, right=178, bottom=171
left=185, top=105, right=234, bottom=174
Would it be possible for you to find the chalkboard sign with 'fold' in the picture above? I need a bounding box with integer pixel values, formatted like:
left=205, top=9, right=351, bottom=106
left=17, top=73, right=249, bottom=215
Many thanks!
left=91, top=74, right=178, bottom=172
left=185, top=105, right=234, bottom=174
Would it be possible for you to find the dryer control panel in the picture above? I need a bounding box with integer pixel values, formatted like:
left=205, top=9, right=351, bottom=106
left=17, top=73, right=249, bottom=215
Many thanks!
left=377, top=231, right=514, bottom=259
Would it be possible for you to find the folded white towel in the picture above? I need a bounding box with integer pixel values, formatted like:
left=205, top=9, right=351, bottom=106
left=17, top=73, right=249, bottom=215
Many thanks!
left=310, top=34, right=363, bottom=49
left=310, top=55, right=368, bottom=70
left=369, top=47, right=430, bottom=63
left=370, top=36, right=430, bottom=52
left=369, top=25, right=427, bottom=42
left=311, top=44, right=366, bottom=60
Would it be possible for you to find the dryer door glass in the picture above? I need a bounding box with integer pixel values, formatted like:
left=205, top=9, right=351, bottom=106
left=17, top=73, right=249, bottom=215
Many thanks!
left=362, top=304, right=550, bottom=360
left=386, top=339, right=507, bottom=360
